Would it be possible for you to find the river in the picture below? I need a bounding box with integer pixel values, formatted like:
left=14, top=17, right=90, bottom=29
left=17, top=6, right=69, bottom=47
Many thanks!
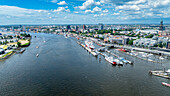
left=0, top=33, right=169, bottom=96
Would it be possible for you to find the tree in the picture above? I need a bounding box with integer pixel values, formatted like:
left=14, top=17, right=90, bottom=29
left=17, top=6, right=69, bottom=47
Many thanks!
left=17, top=42, right=21, bottom=47
left=128, top=40, right=134, bottom=45
left=17, top=36, right=20, bottom=38
left=158, top=43, right=163, bottom=48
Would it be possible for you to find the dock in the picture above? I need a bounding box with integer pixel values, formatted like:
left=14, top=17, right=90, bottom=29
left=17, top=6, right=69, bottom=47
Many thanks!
left=77, top=41, right=98, bottom=57
left=149, top=70, right=170, bottom=79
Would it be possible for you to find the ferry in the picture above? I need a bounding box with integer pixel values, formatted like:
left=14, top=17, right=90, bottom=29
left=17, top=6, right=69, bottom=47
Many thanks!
left=162, top=82, right=170, bottom=87
left=85, top=40, right=95, bottom=50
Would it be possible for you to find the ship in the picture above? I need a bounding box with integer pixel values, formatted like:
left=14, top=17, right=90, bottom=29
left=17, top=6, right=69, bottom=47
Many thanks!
left=105, top=55, right=117, bottom=65
left=85, top=39, right=95, bottom=50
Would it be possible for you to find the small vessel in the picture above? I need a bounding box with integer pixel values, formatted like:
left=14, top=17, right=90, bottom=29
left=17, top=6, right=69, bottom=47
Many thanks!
left=118, top=57, right=132, bottom=64
left=20, top=48, right=26, bottom=53
left=162, top=82, right=170, bottom=87
left=36, top=54, right=39, bottom=57
left=114, top=59, right=123, bottom=65
left=64, top=33, right=68, bottom=38
left=105, top=55, right=117, bottom=65
left=117, top=48, right=127, bottom=52
left=44, top=41, right=46, bottom=43
left=85, top=39, right=95, bottom=50
left=36, top=46, right=39, bottom=48
left=159, top=56, right=164, bottom=60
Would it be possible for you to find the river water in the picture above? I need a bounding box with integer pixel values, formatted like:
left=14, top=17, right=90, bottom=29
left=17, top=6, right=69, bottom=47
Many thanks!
left=0, top=33, right=169, bottom=96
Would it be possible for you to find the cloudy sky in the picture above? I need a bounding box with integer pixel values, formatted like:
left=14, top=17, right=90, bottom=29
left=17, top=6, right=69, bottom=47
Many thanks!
left=0, top=0, right=170, bottom=25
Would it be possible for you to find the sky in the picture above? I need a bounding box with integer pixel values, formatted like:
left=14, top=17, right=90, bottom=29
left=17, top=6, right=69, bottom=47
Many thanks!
left=0, top=0, right=170, bottom=25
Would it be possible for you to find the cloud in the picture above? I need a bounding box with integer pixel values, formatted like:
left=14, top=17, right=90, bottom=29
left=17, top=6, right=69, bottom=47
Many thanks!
left=112, top=13, right=120, bottom=15
left=77, top=0, right=101, bottom=10
left=116, top=5, right=140, bottom=10
left=85, top=6, right=102, bottom=13
left=126, top=0, right=146, bottom=5
left=100, top=0, right=112, bottom=3
left=0, top=5, right=47, bottom=17
left=51, top=0, right=58, bottom=3
left=53, top=7, right=70, bottom=12
left=57, top=1, right=67, bottom=5
left=103, top=9, right=108, bottom=13
left=74, top=11, right=79, bottom=13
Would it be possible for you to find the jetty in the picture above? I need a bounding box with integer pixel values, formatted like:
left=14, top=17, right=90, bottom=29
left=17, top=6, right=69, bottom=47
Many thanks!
left=149, top=70, right=170, bottom=79
left=77, top=41, right=98, bottom=57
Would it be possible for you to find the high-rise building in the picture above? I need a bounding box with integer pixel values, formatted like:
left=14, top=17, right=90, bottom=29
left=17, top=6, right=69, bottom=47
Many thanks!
left=66, top=25, right=71, bottom=30
left=159, top=20, right=164, bottom=31
left=75, top=26, right=79, bottom=31
left=99, top=23, right=104, bottom=30
left=83, top=24, right=86, bottom=30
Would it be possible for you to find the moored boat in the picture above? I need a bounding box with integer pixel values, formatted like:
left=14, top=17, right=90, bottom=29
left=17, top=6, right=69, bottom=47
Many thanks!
left=85, top=39, right=95, bottom=50
left=105, top=55, right=117, bottom=65
left=162, top=82, right=170, bottom=87
left=118, top=57, right=132, bottom=64
left=117, top=48, right=127, bottom=52
left=114, top=59, right=123, bottom=65
left=20, top=48, right=26, bottom=53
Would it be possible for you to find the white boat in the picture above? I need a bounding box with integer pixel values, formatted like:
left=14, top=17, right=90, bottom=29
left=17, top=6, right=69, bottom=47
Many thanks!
left=85, top=39, right=95, bottom=50
left=159, top=56, right=164, bottom=60
left=36, top=46, right=39, bottom=48
left=105, top=55, right=117, bottom=65
left=64, top=33, right=68, bottom=38
left=114, top=59, right=123, bottom=65
left=36, top=54, right=39, bottom=57
left=118, top=57, right=132, bottom=64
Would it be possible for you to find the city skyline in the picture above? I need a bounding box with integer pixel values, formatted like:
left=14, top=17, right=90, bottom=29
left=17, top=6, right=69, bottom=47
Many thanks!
left=0, top=0, right=170, bottom=25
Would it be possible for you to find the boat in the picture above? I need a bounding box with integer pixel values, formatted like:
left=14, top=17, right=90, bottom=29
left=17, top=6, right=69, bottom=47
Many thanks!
left=36, top=54, right=39, bottom=57
left=114, top=59, right=123, bottom=65
left=20, top=48, right=26, bottom=53
left=117, top=48, right=127, bottom=52
left=64, top=33, right=68, bottom=38
left=162, top=82, right=170, bottom=87
left=118, top=57, right=132, bottom=64
left=159, top=56, right=164, bottom=60
left=105, top=55, right=117, bottom=65
left=36, top=46, right=39, bottom=48
left=85, top=39, right=95, bottom=50
left=44, top=41, right=46, bottom=43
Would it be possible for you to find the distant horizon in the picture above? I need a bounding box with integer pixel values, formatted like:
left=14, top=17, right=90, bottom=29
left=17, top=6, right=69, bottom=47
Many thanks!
left=1, top=23, right=170, bottom=26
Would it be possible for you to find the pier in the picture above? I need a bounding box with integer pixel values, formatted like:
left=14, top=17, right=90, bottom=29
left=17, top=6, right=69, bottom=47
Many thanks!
left=77, top=41, right=98, bottom=57
left=149, top=70, right=170, bottom=79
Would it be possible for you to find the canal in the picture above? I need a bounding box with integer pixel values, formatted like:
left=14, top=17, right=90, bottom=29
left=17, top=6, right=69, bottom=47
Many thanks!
left=0, top=33, right=169, bottom=96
